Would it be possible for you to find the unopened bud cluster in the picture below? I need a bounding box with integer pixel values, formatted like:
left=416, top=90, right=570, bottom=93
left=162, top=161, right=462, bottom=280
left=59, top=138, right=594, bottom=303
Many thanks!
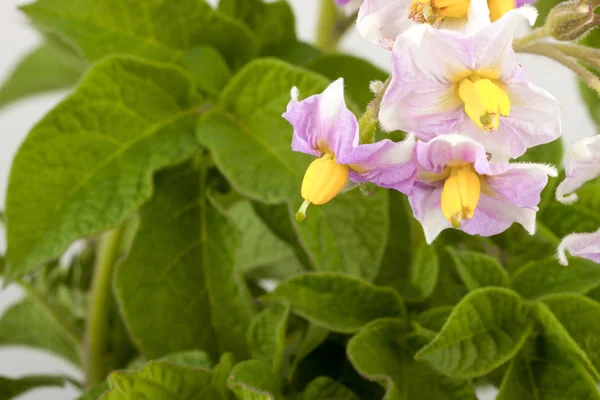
left=544, top=0, right=600, bottom=41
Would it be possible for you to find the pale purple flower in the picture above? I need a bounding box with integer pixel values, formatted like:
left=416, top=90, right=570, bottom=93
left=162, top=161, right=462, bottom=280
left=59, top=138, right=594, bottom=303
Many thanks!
left=356, top=0, right=490, bottom=49
left=379, top=7, right=561, bottom=163
left=409, top=134, right=557, bottom=243
left=283, top=79, right=416, bottom=218
left=558, top=229, right=600, bottom=266
left=556, top=135, right=600, bottom=204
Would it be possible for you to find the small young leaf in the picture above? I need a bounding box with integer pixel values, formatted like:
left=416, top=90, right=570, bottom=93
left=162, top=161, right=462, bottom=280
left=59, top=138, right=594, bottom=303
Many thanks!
left=416, top=288, right=532, bottom=379
left=289, top=323, right=329, bottom=378
left=228, top=360, right=282, bottom=400
left=0, top=37, right=86, bottom=110
left=512, top=256, right=600, bottom=298
left=262, top=273, right=405, bottom=333
left=0, top=375, right=68, bottom=399
left=301, top=377, right=361, bottom=400
left=291, top=188, right=389, bottom=281
left=186, top=46, right=232, bottom=96
left=347, top=319, right=476, bottom=400
left=103, top=361, right=213, bottom=399
left=116, top=163, right=253, bottom=361
left=308, top=54, right=388, bottom=109
left=247, top=304, right=290, bottom=374
left=21, top=0, right=257, bottom=69
left=6, top=56, right=203, bottom=279
left=542, top=294, right=600, bottom=372
left=446, top=247, right=510, bottom=290
left=198, top=59, right=328, bottom=204
left=0, top=297, right=80, bottom=365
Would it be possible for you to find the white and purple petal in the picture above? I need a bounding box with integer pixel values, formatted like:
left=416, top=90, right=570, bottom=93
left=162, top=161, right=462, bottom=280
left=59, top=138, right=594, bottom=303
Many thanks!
left=340, top=134, right=417, bottom=194
left=557, top=228, right=600, bottom=265
left=416, top=135, right=491, bottom=175
left=556, top=135, right=600, bottom=204
left=356, top=0, right=415, bottom=49
left=283, top=79, right=358, bottom=159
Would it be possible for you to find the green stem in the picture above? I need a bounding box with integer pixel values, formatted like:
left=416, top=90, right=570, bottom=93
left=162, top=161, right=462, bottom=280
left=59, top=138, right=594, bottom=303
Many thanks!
left=512, top=28, right=547, bottom=50
left=518, top=42, right=600, bottom=95
left=358, top=76, right=392, bottom=144
left=84, top=225, right=127, bottom=388
left=316, top=0, right=340, bottom=52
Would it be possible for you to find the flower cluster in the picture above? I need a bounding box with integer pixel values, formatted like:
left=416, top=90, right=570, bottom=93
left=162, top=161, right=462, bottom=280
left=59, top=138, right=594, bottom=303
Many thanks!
left=284, top=0, right=562, bottom=244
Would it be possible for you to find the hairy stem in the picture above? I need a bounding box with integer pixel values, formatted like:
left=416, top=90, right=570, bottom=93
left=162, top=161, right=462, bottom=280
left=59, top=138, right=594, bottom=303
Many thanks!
left=84, top=225, right=127, bottom=388
left=358, top=76, right=392, bottom=144
left=512, top=28, right=547, bottom=50
left=518, top=42, right=600, bottom=95
left=548, top=42, right=600, bottom=70
left=316, top=0, right=339, bottom=52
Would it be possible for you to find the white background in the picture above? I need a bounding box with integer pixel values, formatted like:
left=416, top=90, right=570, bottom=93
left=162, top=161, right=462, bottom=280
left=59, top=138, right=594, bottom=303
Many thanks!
left=0, top=0, right=595, bottom=398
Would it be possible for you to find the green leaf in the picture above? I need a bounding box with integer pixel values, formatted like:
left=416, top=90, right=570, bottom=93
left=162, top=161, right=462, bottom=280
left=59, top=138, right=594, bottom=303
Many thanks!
left=262, top=272, right=405, bottom=333
left=498, top=340, right=600, bottom=400
left=227, top=360, right=282, bottom=400
left=542, top=294, right=600, bottom=373
left=251, top=202, right=312, bottom=270
left=247, top=304, right=289, bottom=374
left=301, top=377, right=361, bottom=400
left=516, top=138, right=563, bottom=167
left=396, top=241, right=439, bottom=302
left=415, top=288, right=532, bottom=379
left=265, top=41, right=322, bottom=67
left=292, top=188, right=388, bottom=281
left=229, top=201, right=303, bottom=277
left=308, top=54, right=388, bottom=109
left=532, top=300, right=600, bottom=380
left=5, top=56, right=202, bottom=279
left=347, top=319, right=476, bottom=400
left=186, top=46, right=232, bottom=96
left=446, top=248, right=510, bottom=290
left=78, top=382, right=110, bottom=400
left=578, top=29, right=600, bottom=126
left=103, top=361, right=213, bottom=399
left=115, top=163, right=253, bottom=361
left=0, top=375, right=68, bottom=399
left=533, top=0, right=562, bottom=27
left=198, top=59, right=328, bottom=204
left=219, top=0, right=296, bottom=53
left=416, top=306, right=453, bottom=333
left=289, top=323, right=329, bottom=378
left=540, top=181, right=600, bottom=238
left=512, top=256, right=600, bottom=298
left=21, top=0, right=257, bottom=69
left=0, top=37, right=86, bottom=110
left=375, top=191, right=414, bottom=291
left=0, top=297, right=80, bottom=365
left=159, top=350, right=213, bottom=369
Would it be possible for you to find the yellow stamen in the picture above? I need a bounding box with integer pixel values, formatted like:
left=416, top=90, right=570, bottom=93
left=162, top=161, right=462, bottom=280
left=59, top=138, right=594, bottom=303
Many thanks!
left=458, top=76, right=510, bottom=132
left=296, top=154, right=349, bottom=221
left=488, top=0, right=516, bottom=22
left=440, top=165, right=481, bottom=228
left=409, top=0, right=470, bottom=23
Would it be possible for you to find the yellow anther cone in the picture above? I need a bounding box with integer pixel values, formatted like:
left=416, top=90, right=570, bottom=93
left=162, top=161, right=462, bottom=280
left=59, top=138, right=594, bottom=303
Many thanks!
left=440, top=166, right=481, bottom=228
left=488, top=0, right=515, bottom=21
left=458, top=77, right=510, bottom=131
left=433, top=0, right=470, bottom=18
left=296, top=155, right=349, bottom=221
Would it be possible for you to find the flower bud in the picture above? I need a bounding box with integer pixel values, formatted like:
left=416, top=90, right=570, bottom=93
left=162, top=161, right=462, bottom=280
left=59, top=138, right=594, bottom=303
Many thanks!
left=544, top=0, right=600, bottom=41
